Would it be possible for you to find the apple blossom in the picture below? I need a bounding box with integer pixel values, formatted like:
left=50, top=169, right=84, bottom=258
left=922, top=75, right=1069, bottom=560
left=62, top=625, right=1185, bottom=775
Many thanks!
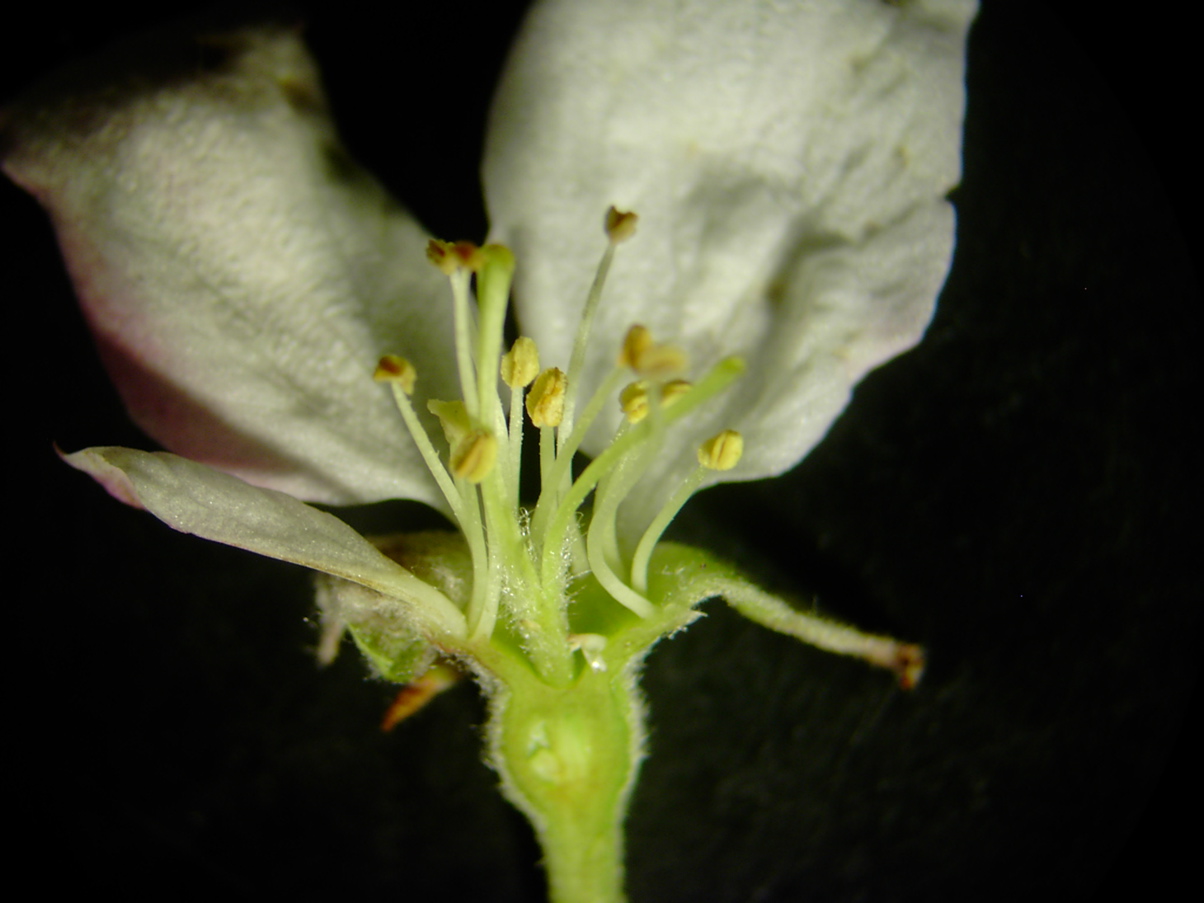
left=2, top=1, right=976, bottom=900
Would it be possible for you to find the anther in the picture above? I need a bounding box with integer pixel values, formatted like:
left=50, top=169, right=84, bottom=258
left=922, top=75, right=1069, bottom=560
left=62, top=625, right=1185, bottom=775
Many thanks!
left=373, top=355, right=417, bottom=395
left=617, top=324, right=688, bottom=377
left=604, top=207, right=638, bottom=244
left=426, top=238, right=484, bottom=274
left=617, top=325, right=653, bottom=369
left=527, top=368, right=567, bottom=428
left=635, top=344, right=688, bottom=378
left=618, top=380, right=649, bottom=423
left=619, top=378, right=694, bottom=423
left=661, top=379, right=692, bottom=405
left=697, top=429, right=744, bottom=471
left=450, top=428, right=498, bottom=483
left=501, top=336, right=540, bottom=389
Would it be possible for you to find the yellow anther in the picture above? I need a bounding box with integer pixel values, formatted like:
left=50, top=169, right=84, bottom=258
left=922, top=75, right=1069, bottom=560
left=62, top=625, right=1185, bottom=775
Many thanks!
left=619, top=376, right=694, bottom=423
left=660, top=378, right=693, bottom=406
left=635, top=343, right=688, bottom=378
left=697, top=429, right=744, bottom=471
left=618, top=325, right=654, bottom=369
left=450, top=428, right=497, bottom=483
left=617, top=324, right=688, bottom=377
left=664, top=380, right=693, bottom=409
left=619, top=380, right=650, bottom=423
left=373, top=355, right=417, bottom=395
left=501, top=336, right=540, bottom=389
left=426, top=238, right=485, bottom=274
left=604, top=207, right=638, bottom=244
left=526, top=367, right=567, bottom=428
left=427, top=398, right=471, bottom=448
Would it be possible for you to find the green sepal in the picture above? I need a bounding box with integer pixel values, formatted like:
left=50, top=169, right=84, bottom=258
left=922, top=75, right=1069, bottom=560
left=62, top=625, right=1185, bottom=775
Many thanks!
left=346, top=620, right=436, bottom=685
left=316, top=531, right=474, bottom=684
left=642, top=542, right=924, bottom=688
left=368, top=530, right=475, bottom=604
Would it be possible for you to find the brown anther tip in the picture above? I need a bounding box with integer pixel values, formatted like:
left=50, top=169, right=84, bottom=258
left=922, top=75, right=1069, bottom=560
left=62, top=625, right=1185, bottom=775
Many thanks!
left=426, top=239, right=453, bottom=272
left=375, top=356, right=403, bottom=376
left=426, top=238, right=483, bottom=273
left=894, top=644, right=926, bottom=691
left=453, top=240, right=485, bottom=270
left=605, top=206, right=639, bottom=243
left=373, top=355, right=417, bottom=393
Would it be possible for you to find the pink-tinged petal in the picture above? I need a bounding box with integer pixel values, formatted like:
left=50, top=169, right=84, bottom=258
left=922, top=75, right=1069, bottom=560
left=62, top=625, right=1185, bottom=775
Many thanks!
left=4, top=23, right=457, bottom=508
left=61, top=446, right=467, bottom=641
left=484, top=0, right=976, bottom=537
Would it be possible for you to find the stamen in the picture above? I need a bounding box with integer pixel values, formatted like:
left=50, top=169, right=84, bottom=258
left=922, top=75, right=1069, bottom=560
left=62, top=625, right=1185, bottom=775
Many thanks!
left=619, top=378, right=692, bottom=424
left=426, top=238, right=484, bottom=274
left=697, top=429, right=744, bottom=471
left=617, top=324, right=688, bottom=378
left=635, top=345, right=688, bottom=378
left=617, top=325, right=653, bottom=370
left=660, top=379, right=693, bottom=406
left=559, top=207, right=638, bottom=446
left=604, top=207, right=638, bottom=243
left=539, top=357, right=745, bottom=594
left=373, top=354, right=417, bottom=394
left=618, top=380, right=647, bottom=422
left=630, top=429, right=745, bottom=592
left=390, top=214, right=749, bottom=676
left=502, top=336, right=539, bottom=502
left=587, top=535, right=655, bottom=617
left=427, top=241, right=482, bottom=418
left=527, top=367, right=568, bottom=513
left=585, top=433, right=659, bottom=616
left=450, top=428, right=498, bottom=483
left=526, top=368, right=567, bottom=429
left=375, top=356, right=464, bottom=521
left=501, top=336, right=540, bottom=389
left=528, top=364, right=626, bottom=551
left=591, top=382, right=680, bottom=589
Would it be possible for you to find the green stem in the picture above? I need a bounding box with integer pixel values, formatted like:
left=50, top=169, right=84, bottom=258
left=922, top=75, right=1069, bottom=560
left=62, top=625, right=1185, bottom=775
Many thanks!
left=486, top=658, right=644, bottom=903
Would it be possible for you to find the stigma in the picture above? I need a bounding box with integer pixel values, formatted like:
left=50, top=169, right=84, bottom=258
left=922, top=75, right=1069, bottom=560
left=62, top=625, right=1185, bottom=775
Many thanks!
left=378, top=207, right=745, bottom=666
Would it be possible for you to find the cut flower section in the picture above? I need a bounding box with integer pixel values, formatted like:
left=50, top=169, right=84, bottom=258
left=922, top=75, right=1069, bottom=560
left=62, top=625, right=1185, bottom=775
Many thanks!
left=3, top=2, right=975, bottom=901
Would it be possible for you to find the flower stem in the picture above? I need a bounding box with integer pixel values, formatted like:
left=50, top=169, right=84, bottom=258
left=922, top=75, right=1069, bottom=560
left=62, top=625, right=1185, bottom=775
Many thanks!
left=486, top=657, right=644, bottom=903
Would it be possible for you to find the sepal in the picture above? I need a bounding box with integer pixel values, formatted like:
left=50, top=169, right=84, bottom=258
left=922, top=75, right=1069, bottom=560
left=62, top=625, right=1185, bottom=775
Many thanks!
left=315, top=531, right=474, bottom=683
left=60, top=446, right=468, bottom=642
left=644, top=542, right=925, bottom=689
left=315, top=576, right=436, bottom=684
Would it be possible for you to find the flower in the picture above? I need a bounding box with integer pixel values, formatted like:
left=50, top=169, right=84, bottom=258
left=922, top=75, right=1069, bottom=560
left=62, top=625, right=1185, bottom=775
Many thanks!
left=3, top=0, right=972, bottom=645
left=3, top=2, right=974, bottom=898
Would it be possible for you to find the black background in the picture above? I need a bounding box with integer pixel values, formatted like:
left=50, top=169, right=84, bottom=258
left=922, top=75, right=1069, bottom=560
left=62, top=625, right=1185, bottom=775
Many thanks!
left=4, top=2, right=1198, bottom=901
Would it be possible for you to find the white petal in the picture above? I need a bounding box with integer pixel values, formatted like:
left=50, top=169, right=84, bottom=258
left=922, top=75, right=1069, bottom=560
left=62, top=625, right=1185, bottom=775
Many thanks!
left=62, top=447, right=467, bottom=640
left=4, top=24, right=456, bottom=507
left=484, top=0, right=975, bottom=533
